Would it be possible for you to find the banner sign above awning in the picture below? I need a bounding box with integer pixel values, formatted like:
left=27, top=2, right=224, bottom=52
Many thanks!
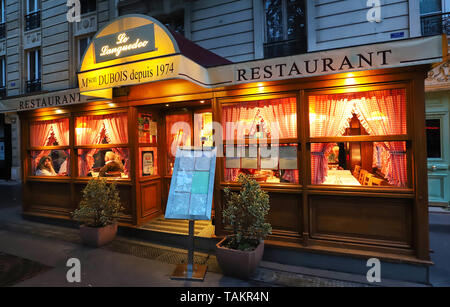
left=207, top=35, right=444, bottom=86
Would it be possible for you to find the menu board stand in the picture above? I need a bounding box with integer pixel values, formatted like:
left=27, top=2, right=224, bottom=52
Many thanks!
left=170, top=220, right=207, bottom=281
left=167, top=146, right=216, bottom=281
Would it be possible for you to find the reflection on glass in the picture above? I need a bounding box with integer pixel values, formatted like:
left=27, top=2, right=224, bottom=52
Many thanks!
left=224, top=144, right=298, bottom=184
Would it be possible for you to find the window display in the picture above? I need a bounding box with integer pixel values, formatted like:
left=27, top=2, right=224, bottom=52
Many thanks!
left=78, top=148, right=129, bottom=178
left=76, top=113, right=129, bottom=178
left=222, top=97, right=298, bottom=184
left=32, top=150, right=70, bottom=176
left=29, top=117, right=70, bottom=176
left=310, top=141, right=408, bottom=187
left=308, top=89, right=409, bottom=187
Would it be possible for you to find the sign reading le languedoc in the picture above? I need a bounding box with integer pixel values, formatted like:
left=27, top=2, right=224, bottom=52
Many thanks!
left=94, top=24, right=157, bottom=63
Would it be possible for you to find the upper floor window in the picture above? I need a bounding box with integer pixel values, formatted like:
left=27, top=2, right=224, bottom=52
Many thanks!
left=420, top=0, right=450, bottom=36
left=0, top=57, right=5, bottom=98
left=0, top=0, right=5, bottom=39
left=77, top=35, right=92, bottom=68
left=0, top=0, right=5, bottom=23
left=156, top=10, right=185, bottom=36
left=264, top=0, right=306, bottom=59
left=80, top=0, right=96, bottom=15
left=26, top=49, right=41, bottom=93
left=25, top=0, right=40, bottom=31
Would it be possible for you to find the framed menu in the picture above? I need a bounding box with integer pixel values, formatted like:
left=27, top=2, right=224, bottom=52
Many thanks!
left=141, top=150, right=154, bottom=176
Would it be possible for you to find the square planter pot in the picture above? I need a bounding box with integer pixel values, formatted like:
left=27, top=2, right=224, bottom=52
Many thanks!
left=215, top=236, right=264, bottom=279
left=79, top=222, right=118, bottom=247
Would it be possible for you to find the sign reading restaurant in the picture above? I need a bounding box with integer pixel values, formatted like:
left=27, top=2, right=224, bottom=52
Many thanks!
left=221, top=35, right=444, bottom=85
left=0, top=88, right=86, bottom=112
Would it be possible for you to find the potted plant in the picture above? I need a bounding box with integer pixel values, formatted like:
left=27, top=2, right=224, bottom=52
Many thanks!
left=71, top=178, right=124, bottom=247
left=216, top=174, right=272, bottom=279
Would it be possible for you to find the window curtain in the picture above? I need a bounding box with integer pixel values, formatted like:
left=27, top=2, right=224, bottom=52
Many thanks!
left=103, top=113, right=129, bottom=175
left=309, top=95, right=353, bottom=184
left=30, top=118, right=69, bottom=174
left=76, top=115, right=107, bottom=176
left=30, top=118, right=69, bottom=147
left=222, top=97, right=297, bottom=182
left=309, top=89, right=408, bottom=187
left=352, top=89, right=407, bottom=187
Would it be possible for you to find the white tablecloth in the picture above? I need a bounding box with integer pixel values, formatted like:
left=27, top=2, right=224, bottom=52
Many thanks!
left=322, top=170, right=361, bottom=186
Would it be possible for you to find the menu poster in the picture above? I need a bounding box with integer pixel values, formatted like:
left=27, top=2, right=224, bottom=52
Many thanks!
left=142, top=151, right=154, bottom=176
left=138, top=114, right=152, bottom=142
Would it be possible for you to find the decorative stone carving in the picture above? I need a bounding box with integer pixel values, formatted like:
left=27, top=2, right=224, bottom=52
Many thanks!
left=74, top=12, right=97, bottom=37
left=23, top=28, right=41, bottom=50
left=426, top=57, right=450, bottom=92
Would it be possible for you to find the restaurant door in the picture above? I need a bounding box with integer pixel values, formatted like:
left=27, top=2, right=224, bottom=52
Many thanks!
left=161, top=102, right=213, bottom=214
left=136, top=101, right=213, bottom=225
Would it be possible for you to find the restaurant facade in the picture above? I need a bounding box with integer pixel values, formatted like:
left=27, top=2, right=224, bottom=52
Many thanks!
left=16, top=14, right=444, bottom=283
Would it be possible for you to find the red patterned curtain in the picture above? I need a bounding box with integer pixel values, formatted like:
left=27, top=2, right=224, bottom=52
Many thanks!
left=103, top=113, right=129, bottom=175
left=222, top=97, right=297, bottom=182
left=352, top=89, right=407, bottom=187
left=30, top=118, right=69, bottom=174
left=309, top=95, right=353, bottom=184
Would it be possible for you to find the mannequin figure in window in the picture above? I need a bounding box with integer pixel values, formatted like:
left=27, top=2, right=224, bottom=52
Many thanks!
left=35, top=156, right=57, bottom=176
left=99, top=151, right=124, bottom=177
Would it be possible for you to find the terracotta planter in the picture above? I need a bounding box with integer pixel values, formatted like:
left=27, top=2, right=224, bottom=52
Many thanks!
left=79, top=222, right=118, bottom=247
left=215, top=236, right=264, bottom=279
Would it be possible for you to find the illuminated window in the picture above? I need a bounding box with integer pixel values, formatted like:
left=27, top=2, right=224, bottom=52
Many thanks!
left=222, top=97, right=298, bottom=184
left=29, top=118, right=70, bottom=176
left=76, top=113, right=130, bottom=178
left=308, top=89, right=410, bottom=188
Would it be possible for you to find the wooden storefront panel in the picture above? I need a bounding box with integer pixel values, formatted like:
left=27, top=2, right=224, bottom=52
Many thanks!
left=309, top=194, right=413, bottom=247
left=267, top=192, right=302, bottom=234
left=26, top=181, right=72, bottom=212
left=140, top=179, right=161, bottom=219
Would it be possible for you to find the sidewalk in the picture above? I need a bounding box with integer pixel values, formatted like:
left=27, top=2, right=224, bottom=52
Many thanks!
left=0, top=205, right=375, bottom=287
left=0, top=180, right=436, bottom=287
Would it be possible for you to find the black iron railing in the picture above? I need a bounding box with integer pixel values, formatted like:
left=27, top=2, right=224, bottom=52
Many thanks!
left=0, top=23, right=5, bottom=39
left=25, top=11, right=41, bottom=31
left=26, top=79, right=41, bottom=93
left=421, top=12, right=450, bottom=36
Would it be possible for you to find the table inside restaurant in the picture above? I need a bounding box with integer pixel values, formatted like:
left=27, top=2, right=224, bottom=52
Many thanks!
left=322, top=170, right=361, bottom=186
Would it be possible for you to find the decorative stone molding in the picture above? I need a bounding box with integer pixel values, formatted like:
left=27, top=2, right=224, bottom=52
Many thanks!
left=0, top=41, right=5, bottom=56
left=74, top=12, right=97, bottom=37
left=23, top=28, right=41, bottom=50
left=426, top=58, right=450, bottom=92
